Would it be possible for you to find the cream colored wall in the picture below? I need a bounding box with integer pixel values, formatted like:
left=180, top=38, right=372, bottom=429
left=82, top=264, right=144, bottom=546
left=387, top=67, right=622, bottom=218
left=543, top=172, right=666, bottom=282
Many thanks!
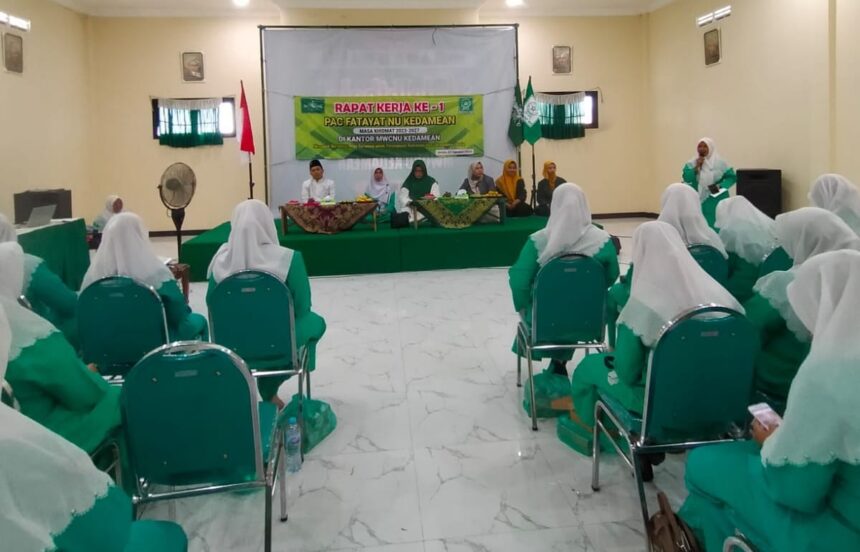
left=484, top=14, right=652, bottom=214
left=86, top=16, right=278, bottom=232
left=0, top=0, right=90, bottom=220
left=646, top=0, right=832, bottom=212
left=281, top=8, right=478, bottom=25
left=834, top=0, right=860, bottom=181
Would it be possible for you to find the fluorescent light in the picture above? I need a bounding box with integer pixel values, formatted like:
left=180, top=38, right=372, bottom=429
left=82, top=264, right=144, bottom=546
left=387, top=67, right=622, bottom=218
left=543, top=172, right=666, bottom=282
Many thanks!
left=698, top=5, right=731, bottom=27
left=9, top=15, right=31, bottom=31
left=0, top=12, right=8, bottom=25
left=233, top=0, right=250, bottom=6
left=506, top=0, right=525, bottom=7
left=696, top=14, right=714, bottom=27
left=714, top=5, right=732, bottom=20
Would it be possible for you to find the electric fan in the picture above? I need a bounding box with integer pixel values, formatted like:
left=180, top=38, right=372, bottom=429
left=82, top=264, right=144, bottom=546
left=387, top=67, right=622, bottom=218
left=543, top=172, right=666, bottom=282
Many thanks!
left=158, top=162, right=196, bottom=259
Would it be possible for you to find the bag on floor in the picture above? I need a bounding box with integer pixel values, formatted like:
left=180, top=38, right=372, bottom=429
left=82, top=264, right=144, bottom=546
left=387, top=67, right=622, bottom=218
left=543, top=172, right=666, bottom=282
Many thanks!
left=282, top=394, right=337, bottom=454
left=648, top=492, right=702, bottom=552
left=522, top=368, right=571, bottom=418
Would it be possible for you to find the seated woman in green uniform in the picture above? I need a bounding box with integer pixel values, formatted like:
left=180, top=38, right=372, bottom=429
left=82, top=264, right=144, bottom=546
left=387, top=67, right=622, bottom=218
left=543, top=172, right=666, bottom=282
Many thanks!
left=509, top=183, right=619, bottom=416
left=365, top=167, right=396, bottom=222
left=0, top=242, right=120, bottom=455
left=607, top=183, right=726, bottom=346
left=396, top=160, right=441, bottom=224
left=570, top=221, right=742, bottom=461
left=714, top=195, right=779, bottom=301
left=81, top=212, right=208, bottom=342
left=207, top=199, right=327, bottom=409
left=1, top=212, right=79, bottom=346
left=496, top=159, right=533, bottom=217
left=534, top=161, right=566, bottom=217
left=809, top=173, right=860, bottom=235
left=744, top=207, right=860, bottom=402
left=0, top=309, right=185, bottom=552
left=682, top=137, right=737, bottom=228
left=680, top=250, right=860, bottom=552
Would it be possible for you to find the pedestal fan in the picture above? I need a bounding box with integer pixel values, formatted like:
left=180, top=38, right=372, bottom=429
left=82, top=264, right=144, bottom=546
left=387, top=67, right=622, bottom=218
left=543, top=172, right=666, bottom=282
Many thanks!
left=158, top=162, right=196, bottom=260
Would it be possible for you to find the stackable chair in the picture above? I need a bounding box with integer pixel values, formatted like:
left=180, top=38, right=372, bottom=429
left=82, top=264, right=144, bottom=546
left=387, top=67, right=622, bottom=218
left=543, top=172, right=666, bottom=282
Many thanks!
left=592, top=305, right=758, bottom=552
left=78, top=276, right=169, bottom=382
left=208, top=269, right=310, bottom=406
left=758, top=246, right=792, bottom=278
left=516, top=254, right=608, bottom=431
left=724, top=534, right=758, bottom=552
left=121, top=342, right=287, bottom=552
left=687, top=244, right=730, bottom=286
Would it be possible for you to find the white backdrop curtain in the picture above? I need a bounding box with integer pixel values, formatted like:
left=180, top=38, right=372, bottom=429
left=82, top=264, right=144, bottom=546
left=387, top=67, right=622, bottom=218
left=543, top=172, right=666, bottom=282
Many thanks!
left=261, top=26, right=518, bottom=209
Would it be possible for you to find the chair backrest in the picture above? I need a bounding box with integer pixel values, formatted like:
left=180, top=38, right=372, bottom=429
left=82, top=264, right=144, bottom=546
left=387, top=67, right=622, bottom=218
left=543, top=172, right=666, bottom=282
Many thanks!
left=642, top=305, right=758, bottom=443
left=1, top=379, right=18, bottom=409
left=758, top=246, right=792, bottom=278
left=122, top=342, right=263, bottom=487
left=208, top=270, right=297, bottom=370
left=77, top=276, right=169, bottom=377
left=687, top=244, right=729, bottom=286
left=531, top=254, right=607, bottom=346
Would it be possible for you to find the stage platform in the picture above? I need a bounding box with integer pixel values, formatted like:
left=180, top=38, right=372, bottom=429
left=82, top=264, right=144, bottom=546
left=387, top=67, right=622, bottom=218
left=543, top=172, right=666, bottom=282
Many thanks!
left=181, top=217, right=548, bottom=281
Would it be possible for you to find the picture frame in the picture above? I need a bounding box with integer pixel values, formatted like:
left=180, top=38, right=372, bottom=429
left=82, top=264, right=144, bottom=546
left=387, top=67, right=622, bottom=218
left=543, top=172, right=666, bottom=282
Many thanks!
left=704, top=28, right=721, bottom=67
left=3, top=32, right=24, bottom=74
left=181, top=51, right=205, bottom=82
left=552, top=45, right=571, bottom=75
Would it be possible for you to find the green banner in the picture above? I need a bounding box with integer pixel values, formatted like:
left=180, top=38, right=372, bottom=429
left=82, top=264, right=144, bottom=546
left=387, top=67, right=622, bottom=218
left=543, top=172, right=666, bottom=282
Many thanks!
left=295, top=95, right=483, bottom=160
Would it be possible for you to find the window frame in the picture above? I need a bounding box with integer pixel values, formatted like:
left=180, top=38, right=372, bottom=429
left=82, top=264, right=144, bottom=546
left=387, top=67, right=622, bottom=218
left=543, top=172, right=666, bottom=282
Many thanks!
left=537, top=90, right=599, bottom=130
left=151, top=96, right=236, bottom=140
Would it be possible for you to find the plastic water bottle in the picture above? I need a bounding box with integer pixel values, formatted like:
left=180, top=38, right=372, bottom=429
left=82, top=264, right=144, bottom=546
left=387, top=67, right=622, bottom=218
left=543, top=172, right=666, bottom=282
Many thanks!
left=285, top=417, right=302, bottom=473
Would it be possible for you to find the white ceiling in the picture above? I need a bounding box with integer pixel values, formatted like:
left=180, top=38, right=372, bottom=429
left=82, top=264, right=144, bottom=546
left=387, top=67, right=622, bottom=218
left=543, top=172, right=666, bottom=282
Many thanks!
left=52, top=0, right=674, bottom=18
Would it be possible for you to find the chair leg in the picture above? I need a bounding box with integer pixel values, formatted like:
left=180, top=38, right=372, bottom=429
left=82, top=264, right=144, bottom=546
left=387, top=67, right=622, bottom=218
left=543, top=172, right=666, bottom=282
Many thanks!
left=278, top=444, right=288, bottom=522
left=305, top=369, right=311, bottom=400
left=631, top=447, right=651, bottom=552
left=264, top=479, right=273, bottom=552
left=591, top=402, right=602, bottom=492
left=526, top=346, right=538, bottom=431
left=112, top=441, right=123, bottom=490
left=516, top=332, right=523, bottom=388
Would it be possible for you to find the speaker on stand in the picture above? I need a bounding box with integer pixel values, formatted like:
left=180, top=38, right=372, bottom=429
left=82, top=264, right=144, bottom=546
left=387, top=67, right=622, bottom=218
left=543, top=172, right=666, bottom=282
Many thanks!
left=737, top=169, right=782, bottom=218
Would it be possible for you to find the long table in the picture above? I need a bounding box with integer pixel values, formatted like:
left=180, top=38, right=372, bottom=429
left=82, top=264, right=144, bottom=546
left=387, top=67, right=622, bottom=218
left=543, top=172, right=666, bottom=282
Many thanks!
left=181, top=216, right=547, bottom=281
left=17, top=218, right=90, bottom=290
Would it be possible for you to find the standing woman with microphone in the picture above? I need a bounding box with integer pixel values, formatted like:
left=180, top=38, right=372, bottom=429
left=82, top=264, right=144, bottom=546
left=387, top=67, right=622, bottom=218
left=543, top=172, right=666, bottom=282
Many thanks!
left=682, top=137, right=737, bottom=228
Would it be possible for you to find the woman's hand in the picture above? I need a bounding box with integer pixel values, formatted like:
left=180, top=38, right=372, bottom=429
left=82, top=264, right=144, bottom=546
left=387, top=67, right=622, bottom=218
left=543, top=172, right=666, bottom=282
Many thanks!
left=695, top=157, right=705, bottom=171
left=752, top=419, right=778, bottom=446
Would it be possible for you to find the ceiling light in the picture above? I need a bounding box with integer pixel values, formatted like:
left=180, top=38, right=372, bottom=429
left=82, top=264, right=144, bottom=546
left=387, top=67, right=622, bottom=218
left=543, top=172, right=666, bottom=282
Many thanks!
left=0, top=12, right=8, bottom=25
left=9, top=15, right=31, bottom=31
left=506, top=0, right=525, bottom=7
left=697, top=5, right=731, bottom=27
left=233, top=0, right=250, bottom=7
left=714, top=5, right=732, bottom=20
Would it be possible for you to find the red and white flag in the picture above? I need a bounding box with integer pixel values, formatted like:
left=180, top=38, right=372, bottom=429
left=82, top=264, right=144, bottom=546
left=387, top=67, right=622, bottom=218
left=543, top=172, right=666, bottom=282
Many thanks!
left=237, top=80, right=256, bottom=163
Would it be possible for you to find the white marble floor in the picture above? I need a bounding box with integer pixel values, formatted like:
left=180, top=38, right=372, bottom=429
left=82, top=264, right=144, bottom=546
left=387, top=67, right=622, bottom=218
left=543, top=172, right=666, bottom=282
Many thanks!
left=144, top=218, right=688, bottom=552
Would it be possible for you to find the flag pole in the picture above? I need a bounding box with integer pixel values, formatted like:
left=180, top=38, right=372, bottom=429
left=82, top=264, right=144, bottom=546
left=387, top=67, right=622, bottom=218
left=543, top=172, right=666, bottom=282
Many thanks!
left=248, top=158, right=255, bottom=199
left=530, top=144, right=537, bottom=210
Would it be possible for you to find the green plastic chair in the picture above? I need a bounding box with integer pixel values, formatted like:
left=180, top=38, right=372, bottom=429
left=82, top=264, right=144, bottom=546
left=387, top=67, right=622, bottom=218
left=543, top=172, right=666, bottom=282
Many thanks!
left=208, top=269, right=310, bottom=402
left=724, top=534, right=757, bottom=552
left=688, top=244, right=730, bottom=286
left=121, top=342, right=287, bottom=552
left=758, top=246, right=792, bottom=278
left=516, top=254, right=608, bottom=431
left=592, top=305, right=758, bottom=551
left=78, top=276, right=169, bottom=380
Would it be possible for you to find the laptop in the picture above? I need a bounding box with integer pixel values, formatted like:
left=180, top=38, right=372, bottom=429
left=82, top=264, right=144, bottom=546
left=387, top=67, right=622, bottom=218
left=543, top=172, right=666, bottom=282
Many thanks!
left=25, top=204, right=57, bottom=228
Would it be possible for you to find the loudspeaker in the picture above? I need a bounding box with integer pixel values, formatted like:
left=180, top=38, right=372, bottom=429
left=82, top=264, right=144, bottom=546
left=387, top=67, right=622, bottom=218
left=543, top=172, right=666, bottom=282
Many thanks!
left=13, top=189, right=73, bottom=224
left=737, top=169, right=781, bottom=218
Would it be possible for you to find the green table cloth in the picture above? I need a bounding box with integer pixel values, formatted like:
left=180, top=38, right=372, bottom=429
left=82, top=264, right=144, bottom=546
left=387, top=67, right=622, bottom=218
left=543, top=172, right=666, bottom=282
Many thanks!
left=17, top=218, right=90, bottom=291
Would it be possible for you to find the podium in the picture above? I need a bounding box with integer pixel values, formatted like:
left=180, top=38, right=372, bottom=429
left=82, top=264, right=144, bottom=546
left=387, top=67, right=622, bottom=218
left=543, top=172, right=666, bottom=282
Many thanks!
left=14, top=189, right=72, bottom=224
left=737, top=169, right=781, bottom=218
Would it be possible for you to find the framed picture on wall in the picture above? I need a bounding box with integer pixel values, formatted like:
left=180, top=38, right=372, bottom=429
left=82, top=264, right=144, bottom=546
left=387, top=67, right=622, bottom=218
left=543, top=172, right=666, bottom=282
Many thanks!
left=3, top=32, right=24, bottom=74
left=704, top=29, right=721, bottom=66
left=181, top=51, right=205, bottom=82
left=552, top=45, right=571, bottom=74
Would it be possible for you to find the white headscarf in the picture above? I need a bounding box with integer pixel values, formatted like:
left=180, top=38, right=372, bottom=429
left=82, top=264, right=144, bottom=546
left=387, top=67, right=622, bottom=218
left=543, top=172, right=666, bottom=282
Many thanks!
left=0, top=242, right=56, bottom=361
left=0, top=213, right=16, bottom=243
left=208, top=200, right=294, bottom=284
left=0, top=319, right=112, bottom=551
left=531, top=183, right=611, bottom=266
left=715, top=196, right=778, bottom=264
left=753, top=207, right=860, bottom=342
left=94, top=195, right=122, bottom=229
left=762, top=250, right=860, bottom=467
left=619, top=221, right=743, bottom=347
left=688, top=137, right=730, bottom=202
left=809, top=174, right=860, bottom=235
left=658, top=183, right=727, bottom=257
left=367, top=168, right=391, bottom=209
left=81, top=212, right=173, bottom=291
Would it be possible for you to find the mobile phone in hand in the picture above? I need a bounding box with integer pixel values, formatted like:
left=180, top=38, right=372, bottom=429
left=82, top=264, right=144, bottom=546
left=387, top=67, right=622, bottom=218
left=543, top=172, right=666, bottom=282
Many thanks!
left=748, top=403, right=782, bottom=431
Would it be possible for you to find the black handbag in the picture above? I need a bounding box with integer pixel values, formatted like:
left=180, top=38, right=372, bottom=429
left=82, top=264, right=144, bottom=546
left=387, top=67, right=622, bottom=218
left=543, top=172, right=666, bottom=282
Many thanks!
left=390, top=212, right=410, bottom=229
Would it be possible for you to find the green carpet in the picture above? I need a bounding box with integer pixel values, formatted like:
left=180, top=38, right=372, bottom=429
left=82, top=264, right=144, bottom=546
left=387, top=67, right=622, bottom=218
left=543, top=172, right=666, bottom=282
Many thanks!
left=181, top=217, right=547, bottom=281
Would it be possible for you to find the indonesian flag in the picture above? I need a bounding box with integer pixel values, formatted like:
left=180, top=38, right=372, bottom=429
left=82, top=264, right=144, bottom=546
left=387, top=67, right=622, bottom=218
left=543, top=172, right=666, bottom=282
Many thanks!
left=237, top=80, right=256, bottom=163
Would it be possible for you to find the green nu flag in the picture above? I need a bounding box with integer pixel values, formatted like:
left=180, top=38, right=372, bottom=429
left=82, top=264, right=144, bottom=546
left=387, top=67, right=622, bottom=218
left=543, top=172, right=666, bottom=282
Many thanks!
left=523, top=77, right=542, bottom=145
left=507, top=82, right=524, bottom=147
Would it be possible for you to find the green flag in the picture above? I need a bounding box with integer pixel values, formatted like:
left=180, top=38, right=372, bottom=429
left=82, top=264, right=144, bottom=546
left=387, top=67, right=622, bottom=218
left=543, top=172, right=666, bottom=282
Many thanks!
left=507, top=81, right=524, bottom=147
left=523, top=77, right=542, bottom=145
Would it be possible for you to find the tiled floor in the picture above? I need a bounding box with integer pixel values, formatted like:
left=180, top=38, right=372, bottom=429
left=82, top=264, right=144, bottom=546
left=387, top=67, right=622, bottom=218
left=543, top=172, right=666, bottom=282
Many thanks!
left=143, top=218, right=687, bottom=552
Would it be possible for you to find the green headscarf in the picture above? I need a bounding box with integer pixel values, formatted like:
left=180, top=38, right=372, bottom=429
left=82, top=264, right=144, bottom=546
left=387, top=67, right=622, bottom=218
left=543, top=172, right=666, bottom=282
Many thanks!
left=401, top=160, right=437, bottom=199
